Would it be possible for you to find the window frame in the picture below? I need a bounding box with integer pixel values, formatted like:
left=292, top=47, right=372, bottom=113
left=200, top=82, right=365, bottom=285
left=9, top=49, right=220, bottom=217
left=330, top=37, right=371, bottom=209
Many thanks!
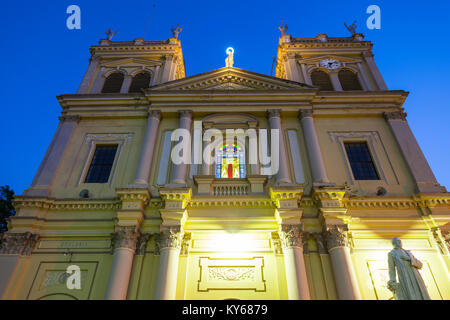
left=330, top=132, right=386, bottom=184
left=78, top=134, right=131, bottom=187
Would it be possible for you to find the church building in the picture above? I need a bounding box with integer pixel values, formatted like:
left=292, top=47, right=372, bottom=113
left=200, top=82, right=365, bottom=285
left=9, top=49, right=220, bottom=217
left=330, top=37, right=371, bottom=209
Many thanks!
left=0, top=26, right=449, bottom=300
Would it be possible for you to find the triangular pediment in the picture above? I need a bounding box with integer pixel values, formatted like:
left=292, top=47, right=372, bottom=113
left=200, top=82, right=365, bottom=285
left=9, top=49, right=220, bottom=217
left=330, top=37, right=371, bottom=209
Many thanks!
left=148, top=67, right=312, bottom=91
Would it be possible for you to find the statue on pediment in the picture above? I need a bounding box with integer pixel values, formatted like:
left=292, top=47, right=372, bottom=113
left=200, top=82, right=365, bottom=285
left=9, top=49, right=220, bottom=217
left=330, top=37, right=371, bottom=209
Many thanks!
left=171, top=25, right=183, bottom=39
left=278, top=19, right=288, bottom=36
left=105, top=28, right=119, bottom=40
left=344, top=21, right=357, bottom=35
left=387, top=237, right=431, bottom=300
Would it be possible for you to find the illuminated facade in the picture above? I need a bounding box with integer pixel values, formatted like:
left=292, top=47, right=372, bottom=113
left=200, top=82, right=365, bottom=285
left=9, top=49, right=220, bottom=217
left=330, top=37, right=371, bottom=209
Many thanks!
left=0, top=30, right=449, bottom=300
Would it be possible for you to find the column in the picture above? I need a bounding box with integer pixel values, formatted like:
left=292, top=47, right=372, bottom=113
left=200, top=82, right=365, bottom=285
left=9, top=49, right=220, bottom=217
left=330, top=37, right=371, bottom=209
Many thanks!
left=279, top=225, right=310, bottom=300
left=161, top=54, right=177, bottom=83
left=247, top=121, right=259, bottom=175
left=363, top=51, right=388, bottom=90
left=154, top=227, right=183, bottom=300
left=299, top=110, right=329, bottom=184
left=284, top=54, right=301, bottom=82
left=324, top=225, right=361, bottom=300
left=24, top=115, right=79, bottom=197
left=356, top=62, right=371, bottom=91
left=171, top=110, right=193, bottom=185
left=91, top=67, right=106, bottom=93
left=384, top=111, right=442, bottom=193
left=120, top=75, right=132, bottom=93
left=105, top=226, right=139, bottom=300
left=267, top=109, right=291, bottom=184
left=0, top=232, right=39, bottom=299
left=329, top=72, right=343, bottom=91
left=77, top=56, right=100, bottom=94
left=133, top=110, right=162, bottom=186
left=300, top=64, right=312, bottom=86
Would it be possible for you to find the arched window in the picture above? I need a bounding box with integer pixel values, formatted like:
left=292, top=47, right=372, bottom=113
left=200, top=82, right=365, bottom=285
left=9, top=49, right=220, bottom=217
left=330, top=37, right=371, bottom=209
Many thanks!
left=310, top=70, right=334, bottom=91
left=215, top=144, right=246, bottom=178
left=338, top=69, right=362, bottom=90
left=101, top=72, right=124, bottom=93
left=129, top=72, right=151, bottom=93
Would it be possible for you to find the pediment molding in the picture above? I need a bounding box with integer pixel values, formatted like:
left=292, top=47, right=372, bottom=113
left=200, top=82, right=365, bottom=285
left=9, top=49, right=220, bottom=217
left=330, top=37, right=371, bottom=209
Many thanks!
left=148, top=67, right=311, bottom=91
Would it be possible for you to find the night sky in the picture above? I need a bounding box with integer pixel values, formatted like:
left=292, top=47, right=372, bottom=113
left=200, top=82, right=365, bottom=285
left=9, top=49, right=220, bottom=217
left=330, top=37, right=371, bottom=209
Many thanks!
left=1, top=0, right=449, bottom=193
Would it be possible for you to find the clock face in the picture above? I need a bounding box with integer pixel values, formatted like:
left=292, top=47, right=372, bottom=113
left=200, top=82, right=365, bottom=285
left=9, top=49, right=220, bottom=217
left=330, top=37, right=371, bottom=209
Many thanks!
left=320, top=59, right=341, bottom=70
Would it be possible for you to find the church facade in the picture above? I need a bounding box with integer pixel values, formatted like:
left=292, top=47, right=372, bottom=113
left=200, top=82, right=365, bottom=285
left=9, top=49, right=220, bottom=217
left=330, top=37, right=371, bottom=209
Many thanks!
left=0, top=29, right=449, bottom=300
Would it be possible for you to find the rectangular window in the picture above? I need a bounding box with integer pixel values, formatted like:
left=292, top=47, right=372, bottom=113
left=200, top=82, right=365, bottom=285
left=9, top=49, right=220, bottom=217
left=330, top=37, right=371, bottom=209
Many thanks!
left=344, top=142, right=379, bottom=180
left=84, top=145, right=118, bottom=183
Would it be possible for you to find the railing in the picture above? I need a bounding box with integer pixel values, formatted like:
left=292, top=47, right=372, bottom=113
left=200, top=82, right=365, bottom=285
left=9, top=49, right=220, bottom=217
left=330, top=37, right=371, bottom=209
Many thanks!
left=213, top=183, right=249, bottom=196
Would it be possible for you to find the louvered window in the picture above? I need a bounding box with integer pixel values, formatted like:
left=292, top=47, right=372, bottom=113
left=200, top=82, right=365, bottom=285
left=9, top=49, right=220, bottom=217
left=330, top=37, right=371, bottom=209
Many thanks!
left=129, top=72, right=151, bottom=93
left=338, top=69, right=362, bottom=90
left=310, top=70, right=334, bottom=91
left=101, top=72, right=124, bottom=93
left=85, top=145, right=118, bottom=183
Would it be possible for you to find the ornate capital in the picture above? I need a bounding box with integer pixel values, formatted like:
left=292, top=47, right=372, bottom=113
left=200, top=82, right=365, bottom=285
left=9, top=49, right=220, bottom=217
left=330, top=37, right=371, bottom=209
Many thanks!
left=313, top=233, right=328, bottom=254
left=298, top=109, right=313, bottom=120
left=432, top=228, right=450, bottom=254
left=279, top=224, right=304, bottom=249
left=180, top=232, right=191, bottom=255
left=110, top=226, right=139, bottom=252
left=135, top=233, right=151, bottom=256
left=324, top=225, right=349, bottom=250
left=58, top=115, right=80, bottom=123
left=383, top=111, right=406, bottom=122
left=267, top=109, right=281, bottom=120
left=157, top=226, right=183, bottom=250
left=0, top=232, right=40, bottom=256
left=179, top=110, right=193, bottom=119
left=148, top=110, right=162, bottom=121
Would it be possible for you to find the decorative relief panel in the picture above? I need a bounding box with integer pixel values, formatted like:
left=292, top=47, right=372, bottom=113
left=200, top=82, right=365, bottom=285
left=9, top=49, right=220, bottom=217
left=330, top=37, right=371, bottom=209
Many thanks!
left=198, top=257, right=265, bottom=292
left=27, top=262, right=98, bottom=300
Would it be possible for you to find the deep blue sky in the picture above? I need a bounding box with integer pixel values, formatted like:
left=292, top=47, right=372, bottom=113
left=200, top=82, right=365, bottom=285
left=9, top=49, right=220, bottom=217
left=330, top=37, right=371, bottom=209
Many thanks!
left=1, top=1, right=449, bottom=194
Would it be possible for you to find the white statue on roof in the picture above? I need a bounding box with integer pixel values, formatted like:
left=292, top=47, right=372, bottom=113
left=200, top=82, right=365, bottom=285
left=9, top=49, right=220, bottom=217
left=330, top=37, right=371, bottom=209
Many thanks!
left=225, top=47, right=234, bottom=68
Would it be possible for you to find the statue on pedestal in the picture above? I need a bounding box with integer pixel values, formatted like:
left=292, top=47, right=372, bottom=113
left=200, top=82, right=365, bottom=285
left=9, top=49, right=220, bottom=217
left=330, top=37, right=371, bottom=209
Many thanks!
left=387, top=237, right=431, bottom=300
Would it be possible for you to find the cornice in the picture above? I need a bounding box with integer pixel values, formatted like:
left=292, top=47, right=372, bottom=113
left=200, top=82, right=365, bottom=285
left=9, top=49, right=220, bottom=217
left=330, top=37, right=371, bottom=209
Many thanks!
left=14, top=197, right=121, bottom=211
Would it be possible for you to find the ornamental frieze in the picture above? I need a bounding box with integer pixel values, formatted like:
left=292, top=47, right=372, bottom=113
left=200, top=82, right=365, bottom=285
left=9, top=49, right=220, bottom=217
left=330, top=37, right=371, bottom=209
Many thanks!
left=0, top=232, right=40, bottom=256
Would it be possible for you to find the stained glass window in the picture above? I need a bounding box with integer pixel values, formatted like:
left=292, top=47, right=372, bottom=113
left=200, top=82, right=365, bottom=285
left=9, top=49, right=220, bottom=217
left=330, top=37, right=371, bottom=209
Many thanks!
left=215, top=144, right=246, bottom=178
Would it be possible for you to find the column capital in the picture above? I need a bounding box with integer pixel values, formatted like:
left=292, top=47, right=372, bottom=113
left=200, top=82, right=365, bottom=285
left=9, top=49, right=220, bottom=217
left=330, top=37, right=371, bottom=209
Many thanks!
left=58, top=115, right=80, bottom=123
left=313, top=232, right=328, bottom=254
left=0, top=232, right=40, bottom=256
left=298, top=109, right=313, bottom=120
left=383, top=111, right=407, bottom=122
left=110, top=226, right=139, bottom=252
left=178, top=110, right=193, bottom=119
left=157, top=226, right=183, bottom=250
left=135, top=233, right=151, bottom=256
left=267, top=109, right=281, bottom=119
left=148, top=110, right=162, bottom=121
left=324, top=225, right=349, bottom=250
left=279, top=224, right=304, bottom=249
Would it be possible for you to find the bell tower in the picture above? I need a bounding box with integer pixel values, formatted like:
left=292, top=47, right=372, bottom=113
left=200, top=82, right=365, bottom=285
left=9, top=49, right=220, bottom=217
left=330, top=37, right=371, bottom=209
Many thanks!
left=275, top=27, right=388, bottom=91
left=76, top=31, right=185, bottom=94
